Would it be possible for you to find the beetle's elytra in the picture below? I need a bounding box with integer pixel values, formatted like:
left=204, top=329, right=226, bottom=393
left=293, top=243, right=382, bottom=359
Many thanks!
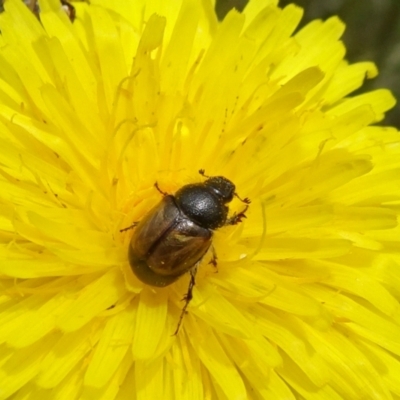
left=124, top=170, right=250, bottom=333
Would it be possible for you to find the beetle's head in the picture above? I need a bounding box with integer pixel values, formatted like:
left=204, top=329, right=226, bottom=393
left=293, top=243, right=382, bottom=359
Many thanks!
left=204, top=176, right=235, bottom=203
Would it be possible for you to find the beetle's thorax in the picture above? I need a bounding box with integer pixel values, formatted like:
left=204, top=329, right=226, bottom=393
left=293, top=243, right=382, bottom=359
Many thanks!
left=174, top=184, right=228, bottom=230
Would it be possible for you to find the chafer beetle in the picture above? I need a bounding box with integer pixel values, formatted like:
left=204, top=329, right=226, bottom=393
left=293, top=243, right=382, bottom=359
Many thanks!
left=124, top=170, right=250, bottom=333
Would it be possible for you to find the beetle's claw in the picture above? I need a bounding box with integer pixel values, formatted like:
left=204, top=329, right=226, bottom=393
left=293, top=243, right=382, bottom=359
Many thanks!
left=237, top=212, right=248, bottom=221
left=234, top=193, right=251, bottom=204
left=208, top=259, right=217, bottom=267
left=226, top=207, right=249, bottom=225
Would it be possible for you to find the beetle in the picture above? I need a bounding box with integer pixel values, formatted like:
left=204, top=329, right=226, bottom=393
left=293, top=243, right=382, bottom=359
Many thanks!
left=123, top=170, right=250, bottom=333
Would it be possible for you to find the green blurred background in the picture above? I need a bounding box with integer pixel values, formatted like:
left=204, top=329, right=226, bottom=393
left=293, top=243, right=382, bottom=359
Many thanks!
left=216, top=0, right=400, bottom=129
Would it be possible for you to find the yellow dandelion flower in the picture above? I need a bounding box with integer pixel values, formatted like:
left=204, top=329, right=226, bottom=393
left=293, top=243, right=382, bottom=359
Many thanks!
left=0, top=0, right=399, bottom=399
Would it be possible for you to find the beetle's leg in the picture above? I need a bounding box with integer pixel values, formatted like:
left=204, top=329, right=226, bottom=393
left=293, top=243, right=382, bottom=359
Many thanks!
left=173, top=266, right=197, bottom=335
left=227, top=192, right=250, bottom=225
left=119, top=222, right=138, bottom=233
left=234, top=192, right=251, bottom=205
left=154, top=182, right=169, bottom=197
left=226, top=204, right=249, bottom=225
left=208, top=245, right=218, bottom=269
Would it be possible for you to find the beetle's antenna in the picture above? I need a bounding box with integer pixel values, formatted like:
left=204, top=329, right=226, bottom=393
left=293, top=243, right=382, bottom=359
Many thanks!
left=173, top=267, right=197, bottom=335
left=154, top=182, right=169, bottom=197
left=198, top=169, right=209, bottom=178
